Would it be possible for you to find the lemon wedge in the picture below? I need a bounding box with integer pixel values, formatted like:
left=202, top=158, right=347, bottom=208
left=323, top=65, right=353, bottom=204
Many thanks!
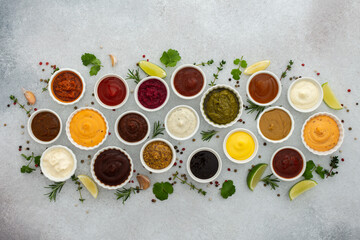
left=322, top=82, right=343, bottom=110
left=244, top=60, right=271, bottom=75
left=78, top=175, right=98, bottom=199
left=138, top=60, right=167, bottom=78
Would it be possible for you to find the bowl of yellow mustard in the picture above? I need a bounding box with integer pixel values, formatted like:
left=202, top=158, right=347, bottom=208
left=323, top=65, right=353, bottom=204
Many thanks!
left=301, top=112, right=344, bottom=155
left=66, top=107, right=109, bottom=150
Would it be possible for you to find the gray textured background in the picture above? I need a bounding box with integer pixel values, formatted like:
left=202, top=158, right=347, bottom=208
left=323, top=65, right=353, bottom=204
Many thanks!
left=1, top=0, right=360, bottom=239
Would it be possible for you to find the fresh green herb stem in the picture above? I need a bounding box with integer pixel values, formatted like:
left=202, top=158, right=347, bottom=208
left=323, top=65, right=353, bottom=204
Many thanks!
left=231, top=56, right=247, bottom=80
left=209, top=60, right=226, bottom=86
left=10, top=95, right=32, bottom=117
left=71, top=175, right=85, bottom=203
left=172, top=172, right=206, bottom=196
left=152, top=121, right=165, bottom=138
left=280, top=60, right=294, bottom=80
left=245, top=99, right=266, bottom=120
left=194, top=59, right=214, bottom=66
left=115, top=187, right=141, bottom=204
left=261, top=174, right=280, bottom=190
left=201, top=130, right=218, bottom=142
left=20, top=153, right=40, bottom=173
left=126, top=68, right=141, bottom=84
left=45, top=181, right=66, bottom=202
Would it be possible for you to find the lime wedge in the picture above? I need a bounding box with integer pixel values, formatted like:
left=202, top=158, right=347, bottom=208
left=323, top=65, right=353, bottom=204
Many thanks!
left=244, top=60, right=270, bottom=75
left=138, top=60, right=167, bottom=78
left=247, top=163, right=268, bottom=191
left=289, top=180, right=317, bottom=201
left=78, top=175, right=98, bottom=199
left=322, top=82, right=343, bottom=110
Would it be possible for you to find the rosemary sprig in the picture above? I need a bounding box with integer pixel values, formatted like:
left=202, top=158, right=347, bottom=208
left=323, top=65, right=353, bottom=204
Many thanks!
left=20, top=152, right=40, bottom=173
left=9, top=95, right=32, bottom=117
left=280, top=60, right=294, bottom=80
left=201, top=130, right=218, bottom=142
left=194, top=59, right=214, bottom=66
left=71, top=175, right=85, bottom=203
left=245, top=99, right=266, bottom=120
left=115, top=187, right=140, bottom=204
left=209, top=60, right=226, bottom=86
left=261, top=174, right=280, bottom=190
left=172, top=172, right=206, bottom=196
left=45, top=181, right=66, bottom=202
left=152, top=121, right=165, bottom=138
left=126, top=68, right=141, bottom=84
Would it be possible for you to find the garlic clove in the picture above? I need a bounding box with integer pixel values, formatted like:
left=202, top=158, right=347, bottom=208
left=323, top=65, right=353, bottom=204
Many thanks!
left=22, top=88, right=36, bottom=105
left=136, top=174, right=150, bottom=190
left=109, top=54, right=117, bottom=67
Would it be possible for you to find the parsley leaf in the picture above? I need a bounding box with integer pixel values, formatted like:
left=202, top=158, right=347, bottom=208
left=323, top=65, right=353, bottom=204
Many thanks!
left=231, top=56, right=247, bottom=80
left=220, top=180, right=236, bottom=199
left=315, top=166, right=326, bottom=179
left=81, top=53, right=103, bottom=76
left=231, top=69, right=241, bottom=80
left=21, top=165, right=35, bottom=173
left=153, top=182, right=173, bottom=201
left=303, top=160, right=316, bottom=179
left=160, top=49, right=181, bottom=67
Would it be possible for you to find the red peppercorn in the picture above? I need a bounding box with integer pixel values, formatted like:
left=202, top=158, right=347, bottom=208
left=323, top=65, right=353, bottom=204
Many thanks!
left=174, top=162, right=177, bottom=166
left=347, top=89, right=351, bottom=92
left=341, top=158, right=344, bottom=162
left=210, top=182, right=213, bottom=185
left=112, top=109, right=116, bottom=111
left=146, top=59, right=149, bottom=62
left=227, top=168, right=230, bottom=171
left=133, top=169, right=136, bottom=173
left=34, top=108, right=37, bottom=111
left=317, top=73, right=320, bottom=76
left=35, top=164, right=38, bottom=167
left=142, top=55, right=145, bottom=58
left=301, top=64, right=305, bottom=66
left=39, top=62, right=42, bottom=65
left=18, top=148, right=21, bottom=151
left=108, top=132, right=111, bottom=135
left=225, top=180, right=228, bottom=182
left=182, top=148, right=185, bottom=151
left=46, top=62, right=49, bottom=65
left=179, top=160, right=183, bottom=163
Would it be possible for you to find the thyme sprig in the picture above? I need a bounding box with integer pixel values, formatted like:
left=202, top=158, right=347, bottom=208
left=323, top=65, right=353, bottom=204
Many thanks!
left=115, top=187, right=141, bottom=204
left=20, top=153, right=40, bottom=173
left=172, top=172, right=206, bottom=196
left=42, top=67, right=59, bottom=92
left=201, top=130, right=218, bottom=142
left=245, top=99, right=266, bottom=120
left=9, top=95, right=32, bottom=117
left=280, top=60, right=294, bottom=80
left=209, top=60, right=226, bottom=86
left=71, top=175, right=85, bottom=203
left=326, top=156, right=339, bottom=178
left=45, top=181, right=66, bottom=202
left=152, top=121, right=165, bottom=138
left=261, top=174, right=280, bottom=190
left=126, top=68, right=141, bottom=84
left=194, top=59, right=214, bottom=66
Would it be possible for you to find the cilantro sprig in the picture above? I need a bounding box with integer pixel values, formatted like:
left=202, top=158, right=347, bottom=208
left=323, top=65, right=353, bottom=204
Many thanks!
left=20, top=153, right=41, bottom=173
left=231, top=56, right=247, bottom=80
left=303, top=156, right=341, bottom=180
left=220, top=180, right=236, bottom=199
left=153, top=182, right=173, bottom=201
left=160, top=49, right=181, bottom=67
left=81, top=53, right=103, bottom=76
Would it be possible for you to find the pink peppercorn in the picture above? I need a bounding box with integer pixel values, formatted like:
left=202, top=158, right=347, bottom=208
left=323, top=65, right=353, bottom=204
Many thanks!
left=317, top=73, right=320, bottom=76
left=39, top=62, right=42, bottom=65
left=34, top=108, right=37, bottom=111
left=108, top=132, right=111, bottom=135
left=180, top=160, right=183, bottom=163
left=146, top=59, right=149, bottom=62
left=46, top=62, right=49, bottom=65
left=227, top=168, right=230, bottom=171
left=347, top=89, right=351, bottom=92
left=341, top=158, right=344, bottom=162
left=142, top=55, right=145, bottom=58
left=301, top=64, right=305, bottom=66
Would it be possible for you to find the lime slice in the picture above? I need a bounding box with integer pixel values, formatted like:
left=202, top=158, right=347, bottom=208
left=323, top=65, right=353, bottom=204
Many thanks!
left=244, top=60, right=270, bottom=75
left=78, top=175, right=98, bottom=199
left=322, top=82, right=343, bottom=110
left=138, top=60, right=167, bottom=78
left=247, top=163, right=268, bottom=191
left=289, top=180, right=317, bottom=201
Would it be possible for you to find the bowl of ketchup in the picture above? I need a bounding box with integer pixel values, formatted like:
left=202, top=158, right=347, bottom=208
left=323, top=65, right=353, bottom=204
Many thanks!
left=94, top=74, right=129, bottom=109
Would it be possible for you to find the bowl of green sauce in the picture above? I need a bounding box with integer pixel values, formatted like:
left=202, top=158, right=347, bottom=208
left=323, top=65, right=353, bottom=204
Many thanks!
left=200, top=85, right=243, bottom=128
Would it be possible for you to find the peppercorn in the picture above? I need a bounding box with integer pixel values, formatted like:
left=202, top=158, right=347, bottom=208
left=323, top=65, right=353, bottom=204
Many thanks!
left=182, top=148, right=185, bottom=151
left=74, top=106, right=78, bottom=110
left=21, top=125, right=24, bottom=129
left=7, top=104, right=10, bottom=107
left=349, top=127, right=352, bottom=131
left=216, top=135, right=219, bottom=138
left=277, top=194, right=280, bottom=197
left=91, top=102, right=94, bottom=105
left=88, top=155, right=91, bottom=159
left=263, top=142, right=267, bottom=146
left=4, top=124, right=6, bottom=127
left=151, top=199, right=156, bottom=203
left=234, top=169, right=237, bottom=173
left=26, top=148, right=29, bottom=150
left=192, top=138, right=196, bottom=142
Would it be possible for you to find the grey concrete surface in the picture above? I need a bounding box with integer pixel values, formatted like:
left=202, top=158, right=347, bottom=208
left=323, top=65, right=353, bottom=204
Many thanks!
left=1, top=0, right=360, bottom=239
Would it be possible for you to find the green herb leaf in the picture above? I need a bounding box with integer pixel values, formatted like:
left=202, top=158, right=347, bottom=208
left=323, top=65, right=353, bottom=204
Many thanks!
left=233, top=58, right=241, bottom=65
left=201, top=130, right=218, bottom=142
left=21, top=165, right=35, bottom=173
left=81, top=53, right=96, bottom=66
left=240, top=60, right=248, bottom=68
left=44, top=181, right=65, bottom=202
left=126, top=68, right=141, bottom=84
left=153, top=182, right=173, bottom=201
left=303, top=160, right=316, bottom=179
left=152, top=121, right=165, bottom=138
left=34, top=156, right=41, bottom=166
left=220, top=180, right=236, bottom=199
left=231, top=68, right=241, bottom=80
left=245, top=99, right=266, bottom=120
left=90, top=65, right=101, bottom=76
left=261, top=174, right=280, bottom=190
left=160, top=49, right=181, bottom=67
left=315, top=166, right=326, bottom=179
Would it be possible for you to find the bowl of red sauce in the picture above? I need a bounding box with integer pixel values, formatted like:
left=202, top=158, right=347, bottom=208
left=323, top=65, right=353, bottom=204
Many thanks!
left=49, top=68, right=85, bottom=105
left=94, top=74, right=129, bottom=109
left=246, top=70, right=281, bottom=106
left=171, top=64, right=206, bottom=99
left=134, top=76, right=169, bottom=112
left=270, top=146, right=306, bottom=181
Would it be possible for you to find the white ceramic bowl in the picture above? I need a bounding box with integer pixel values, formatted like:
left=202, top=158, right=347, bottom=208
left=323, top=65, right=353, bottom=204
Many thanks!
left=94, top=73, right=129, bottom=109
left=165, top=105, right=200, bottom=141
left=287, top=77, right=323, bottom=112
left=170, top=64, right=207, bottom=99
left=186, top=147, right=222, bottom=183
left=301, top=112, right=344, bottom=155
left=134, top=76, right=170, bottom=112
left=40, top=145, right=77, bottom=182
left=223, top=128, right=259, bottom=164
left=66, top=107, right=109, bottom=150
left=90, top=146, right=133, bottom=190
left=140, top=138, right=176, bottom=173
left=256, top=106, right=295, bottom=143
left=114, top=110, right=150, bottom=146
left=200, top=84, right=243, bottom=128
left=270, top=146, right=306, bottom=181
left=27, top=109, right=62, bottom=144
left=246, top=70, right=281, bottom=106
left=48, top=68, right=85, bottom=105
